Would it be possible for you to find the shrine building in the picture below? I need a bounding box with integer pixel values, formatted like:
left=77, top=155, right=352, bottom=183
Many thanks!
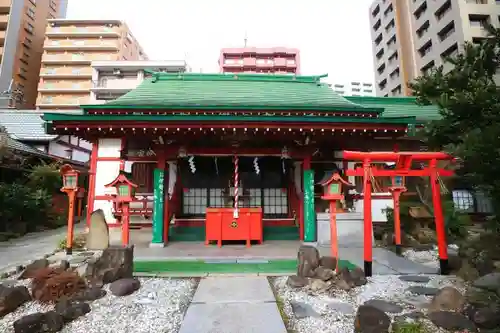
left=42, top=71, right=441, bottom=246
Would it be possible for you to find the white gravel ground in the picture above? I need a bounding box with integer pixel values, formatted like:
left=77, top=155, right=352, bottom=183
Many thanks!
left=403, top=244, right=459, bottom=269
left=0, top=278, right=198, bottom=333
left=272, top=274, right=466, bottom=333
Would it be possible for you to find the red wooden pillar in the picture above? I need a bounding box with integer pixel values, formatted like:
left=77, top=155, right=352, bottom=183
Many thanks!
left=86, top=140, right=98, bottom=226
left=362, top=159, right=373, bottom=277
left=430, top=159, right=449, bottom=274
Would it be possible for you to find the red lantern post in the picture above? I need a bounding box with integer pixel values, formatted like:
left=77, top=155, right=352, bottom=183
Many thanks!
left=105, top=172, right=138, bottom=246
left=388, top=175, right=407, bottom=255
left=60, top=164, right=80, bottom=255
left=319, top=171, right=353, bottom=270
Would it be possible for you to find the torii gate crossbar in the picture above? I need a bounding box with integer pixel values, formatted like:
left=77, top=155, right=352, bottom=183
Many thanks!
left=342, top=151, right=454, bottom=277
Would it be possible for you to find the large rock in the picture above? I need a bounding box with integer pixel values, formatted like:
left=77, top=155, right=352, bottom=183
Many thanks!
left=18, top=259, right=49, bottom=280
left=109, top=278, right=141, bottom=296
left=290, top=300, right=320, bottom=319
left=473, top=273, right=500, bottom=292
left=86, top=209, right=109, bottom=250
left=319, top=256, right=337, bottom=271
left=465, top=304, right=500, bottom=329
left=84, top=246, right=134, bottom=285
left=354, top=305, right=391, bottom=333
left=314, top=266, right=335, bottom=281
left=429, top=286, right=465, bottom=312
left=286, top=275, right=308, bottom=288
left=297, top=245, right=320, bottom=278
left=13, top=311, right=64, bottom=333
left=349, top=268, right=367, bottom=287
left=72, top=287, right=107, bottom=302
left=0, top=285, right=31, bottom=317
left=55, top=299, right=91, bottom=323
left=428, top=311, right=477, bottom=332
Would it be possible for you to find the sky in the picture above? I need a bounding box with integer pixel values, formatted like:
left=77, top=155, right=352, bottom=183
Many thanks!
left=66, top=0, right=376, bottom=85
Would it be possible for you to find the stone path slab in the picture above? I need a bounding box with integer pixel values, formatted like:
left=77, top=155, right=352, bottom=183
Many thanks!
left=180, top=276, right=287, bottom=333
left=192, top=276, right=276, bottom=303
left=317, top=246, right=439, bottom=275
left=0, top=221, right=85, bottom=274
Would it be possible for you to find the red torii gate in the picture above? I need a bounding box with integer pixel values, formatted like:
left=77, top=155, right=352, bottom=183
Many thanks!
left=342, top=150, right=454, bottom=277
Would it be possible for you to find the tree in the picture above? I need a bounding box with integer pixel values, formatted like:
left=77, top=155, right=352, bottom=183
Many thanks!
left=409, top=25, right=500, bottom=223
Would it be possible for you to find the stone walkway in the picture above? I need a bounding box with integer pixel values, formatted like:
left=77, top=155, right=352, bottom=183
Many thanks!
left=0, top=221, right=85, bottom=274
left=179, top=276, right=287, bottom=333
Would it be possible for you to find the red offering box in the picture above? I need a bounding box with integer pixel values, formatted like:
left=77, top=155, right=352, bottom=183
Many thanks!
left=205, top=208, right=263, bottom=247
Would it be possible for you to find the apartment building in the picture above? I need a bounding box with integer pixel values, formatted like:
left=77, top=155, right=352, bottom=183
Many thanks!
left=369, top=0, right=500, bottom=97
left=90, top=60, right=191, bottom=103
left=219, top=47, right=300, bottom=74
left=331, top=81, right=376, bottom=96
left=0, top=0, right=66, bottom=109
left=36, top=19, right=147, bottom=110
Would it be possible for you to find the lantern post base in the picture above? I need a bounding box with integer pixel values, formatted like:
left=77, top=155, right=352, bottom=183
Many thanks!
left=394, top=244, right=402, bottom=256
left=149, top=242, right=165, bottom=248
left=439, top=259, right=450, bottom=275
left=66, top=247, right=73, bottom=255
left=364, top=261, right=372, bottom=277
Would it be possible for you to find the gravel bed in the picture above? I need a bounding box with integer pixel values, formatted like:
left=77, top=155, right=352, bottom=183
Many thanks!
left=0, top=278, right=198, bottom=333
left=272, top=274, right=465, bottom=333
left=403, top=244, right=459, bottom=269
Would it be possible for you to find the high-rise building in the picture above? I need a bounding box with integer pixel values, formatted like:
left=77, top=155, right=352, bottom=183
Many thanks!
left=36, top=19, right=147, bottom=110
left=0, top=0, right=65, bottom=109
left=90, top=60, right=191, bottom=104
left=369, top=0, right=500, bottom=97
left=219, top=47, right=300, bottom=74
left=331, top=81, right=376, bottom=96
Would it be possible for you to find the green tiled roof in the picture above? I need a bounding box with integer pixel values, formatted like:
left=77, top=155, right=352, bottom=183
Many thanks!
left=83, top=73, right=382, bottom=113
left=43, top=113, right=416, bottom=125
left=344, top=96, right=441, bottom=121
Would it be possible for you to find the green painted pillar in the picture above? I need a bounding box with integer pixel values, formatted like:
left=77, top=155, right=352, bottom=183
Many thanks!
left=151, top=168, right=165, bottom=245
left=303, top=169, right=316, bottom=242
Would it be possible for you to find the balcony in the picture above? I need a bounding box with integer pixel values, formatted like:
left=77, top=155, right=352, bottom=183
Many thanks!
left=36, top=94, right=89, bottom=109
left=44, top=40, right=119, bottom=51
left=91, top=78, right=139, bottom=92
left=273, top=58, right=287, bottom=67
left=41, top=53, right=114, bottom=64
left=38, top=83, right=91, bottom=93
left=242, top=57, right=256, bottom=67
left=45, top=27, right=121, bottom=38
left=40, top=68, right=93, bottom=79
left=0, top=0, right=9, bottom=14
left=0, top=14, right=8, bottom=29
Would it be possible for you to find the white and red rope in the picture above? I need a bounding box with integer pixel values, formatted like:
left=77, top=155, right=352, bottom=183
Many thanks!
left=233, top=155, right=239, bottom=218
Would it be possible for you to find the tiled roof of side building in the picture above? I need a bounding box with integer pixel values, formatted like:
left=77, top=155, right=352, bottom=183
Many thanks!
left=0, top=110, right=58, bottom=141
left=344, top=96, right=441, bottom=122
left=82, top=72, right=383, bottom=113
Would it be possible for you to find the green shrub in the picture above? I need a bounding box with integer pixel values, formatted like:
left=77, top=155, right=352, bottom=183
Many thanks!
left=57, top=233, right=86, bottom=251
left=392, top=321, right=428, bottom=333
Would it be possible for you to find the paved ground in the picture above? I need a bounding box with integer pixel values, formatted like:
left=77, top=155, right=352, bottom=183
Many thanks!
left=0, top=221, right=85, bottom=274
left=179, top=276, right=287, bottom=333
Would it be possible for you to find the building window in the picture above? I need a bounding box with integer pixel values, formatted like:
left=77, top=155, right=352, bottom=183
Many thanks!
left=26, top=7, right=35, bottom=19
left=391, top=85, right=402, bottom=96
left=469, top=14, right=489, bottom=29
left=438, top=21, right=455, bottom=41
left=72, top=68, right=81, bottom=75
left=373, top=19, right=381, bottom=32
left=414, top=1, right=427, bottom=20
left=44, top=96, right=53, bottom=103
left=25, top=23, right=34, bottom=34
left=418, top=40, right=433, bottom=57
left=435, top=0, right=452, bottom=21
left=263, top=188, right=288, bottom=216
left=452, top=190, right=493, bottom=214
left=416, top=20, right=430, bottom=38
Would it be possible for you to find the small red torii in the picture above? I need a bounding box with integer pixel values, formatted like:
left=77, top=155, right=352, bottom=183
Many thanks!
left=342, top=151, right=454, bottom=277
